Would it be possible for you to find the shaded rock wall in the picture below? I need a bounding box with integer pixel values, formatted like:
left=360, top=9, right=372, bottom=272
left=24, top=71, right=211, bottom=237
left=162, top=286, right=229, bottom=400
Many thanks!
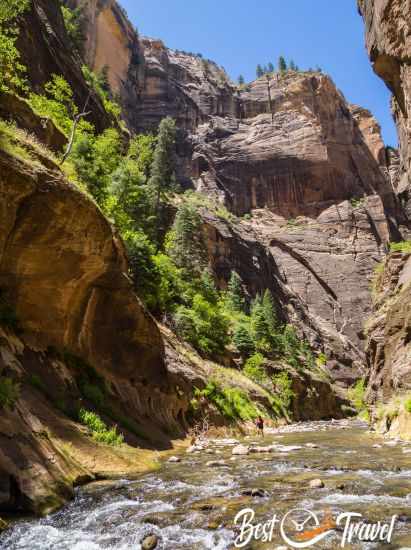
left=17, top=0, right=111, bottom=133
left=358, top=0, right=411, bottom=220
left=365, top=251, right=411, bottom=404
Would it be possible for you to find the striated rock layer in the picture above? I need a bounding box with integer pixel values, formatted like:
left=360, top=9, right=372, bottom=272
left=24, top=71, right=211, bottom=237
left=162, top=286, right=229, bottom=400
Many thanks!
left=358, top=0, right=411, bottom=221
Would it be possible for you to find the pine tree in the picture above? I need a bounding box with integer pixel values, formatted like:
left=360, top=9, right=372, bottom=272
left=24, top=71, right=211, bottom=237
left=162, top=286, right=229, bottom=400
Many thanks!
left=148, top=116, right=177, bottom=247
left=250, top=294, right=266, bottom=342
left=233, top=324, right=255, bottom=358
left=168, top=202, right=206, bottom=274
left=267, top=62, right=274, bottom=73
left=289, top=60, right=296, bottom=71
left=226, top=271, right=245, bottom=312
left=256, top=64, right=264, bottom=78
left=262, top=289, right=278, bottom=333
left=238, top=74, right=245, bottom=86
left=278, top=56, right=287, bottom=73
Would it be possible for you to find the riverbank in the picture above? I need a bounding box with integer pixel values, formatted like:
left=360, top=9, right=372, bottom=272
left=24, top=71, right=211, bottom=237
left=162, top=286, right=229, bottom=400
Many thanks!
left=2, top=419, right=410, bottom=549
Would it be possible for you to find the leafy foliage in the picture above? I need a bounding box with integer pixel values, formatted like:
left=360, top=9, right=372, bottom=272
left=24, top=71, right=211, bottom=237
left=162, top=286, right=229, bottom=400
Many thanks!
left=272, top=371, right=295, bottom=411
left=195, top=381, right=262, bottom=421
left=347, top=378, right=369, bottom=420
left=243, top=353, right=269, bottom=385
left=0, top=0, right=29, bottom=93
left=61, top=5, right=84, bottom=51
left=78, top=408, right=124, bottom=446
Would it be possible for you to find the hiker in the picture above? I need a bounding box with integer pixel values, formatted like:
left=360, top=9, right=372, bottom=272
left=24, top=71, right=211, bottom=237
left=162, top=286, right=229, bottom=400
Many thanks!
left=256, top=415, right=264, bottom=437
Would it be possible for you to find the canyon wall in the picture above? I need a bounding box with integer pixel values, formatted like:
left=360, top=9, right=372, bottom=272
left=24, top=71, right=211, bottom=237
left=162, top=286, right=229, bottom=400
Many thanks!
left=359, top=0, right=411, bottom=423
left=358, top=0, right=411, bottom=220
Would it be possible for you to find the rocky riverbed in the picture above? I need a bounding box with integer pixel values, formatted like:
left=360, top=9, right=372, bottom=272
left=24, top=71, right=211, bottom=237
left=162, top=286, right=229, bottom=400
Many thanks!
left=1, top=419, right=410, bottom=549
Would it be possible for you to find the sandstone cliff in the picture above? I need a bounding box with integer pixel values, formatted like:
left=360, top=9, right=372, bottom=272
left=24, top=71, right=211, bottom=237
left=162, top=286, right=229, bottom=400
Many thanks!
left=0, top=0, right=405, bottom=515
left=358, top=0, right=411, bottom=221
left=358, top=0, right=411, bottom=435
left=68, top=0, right=402, bottom=373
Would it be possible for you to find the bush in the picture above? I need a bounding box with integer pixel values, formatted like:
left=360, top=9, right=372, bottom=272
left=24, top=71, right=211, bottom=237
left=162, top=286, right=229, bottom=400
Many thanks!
left=272, top=371, right=295, bottom=412
left=78, top=408, right=124, bottom=446
left=404, top=398, right=411, bottom=414
left=0, top=377, right=19, bottom=409
left=61, top=6, right=84, bottom=51
left=347, top=378, right=368, bottom=417
left=195, top=381, right=261, bottom=421
left=0, top=0, right=29, bottom=93
left=174, top=294, right=229, bottom=356
left=243, top=353, right=269, bottom=385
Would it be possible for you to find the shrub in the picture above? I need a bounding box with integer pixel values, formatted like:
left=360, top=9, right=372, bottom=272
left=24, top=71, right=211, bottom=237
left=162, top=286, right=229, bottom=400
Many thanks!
left=405, top=398, right=411, bottom=414
left=243, top=353, right=269, bottom=385
left=0, top=0, right=29, bottom=93
left=78, top=408, right=123, bottom=446
left=174, top=294, right=229, bottom=356
left=61, top=6, right=84, bottom=51
left=195, top=381, right=261, bottom=421
left=0, top=377, right=19, bottom=408
left=272, top=371, right=295, bottom=412
left=347, top=378, right=368, bottom=417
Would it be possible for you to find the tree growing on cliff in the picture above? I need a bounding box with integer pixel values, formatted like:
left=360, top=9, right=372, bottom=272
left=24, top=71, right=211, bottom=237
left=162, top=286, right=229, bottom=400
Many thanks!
left=256, top=64, right=264, bottom=78
left=267, top=62, right=274, bottom=73
left=278, top=56, right=287, bottom=73
left=0, top=0, right=29, bottom=93
left=226, top=271, right=245, bottom=312
left=233, top=324, right=255, bottom=358
left=167, top=202, right=206, bottom=276
left=148, top=116, right=177, bottom=247
left=238, top=74, right=245, bottom=85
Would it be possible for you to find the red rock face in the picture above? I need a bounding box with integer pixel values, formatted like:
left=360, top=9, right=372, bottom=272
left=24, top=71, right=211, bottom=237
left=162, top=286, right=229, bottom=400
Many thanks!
left=359, top=0, right=411, bottom=222
left=62, top=0, right=404, bottom=368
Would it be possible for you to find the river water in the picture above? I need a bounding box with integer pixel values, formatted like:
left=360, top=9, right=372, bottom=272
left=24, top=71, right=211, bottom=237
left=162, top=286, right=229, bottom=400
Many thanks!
left=1, top=419, right=410, bottom=549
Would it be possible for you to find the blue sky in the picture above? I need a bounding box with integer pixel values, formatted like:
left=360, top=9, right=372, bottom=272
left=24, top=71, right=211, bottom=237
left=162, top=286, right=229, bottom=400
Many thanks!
left=120, top=0, right=397, bottom=146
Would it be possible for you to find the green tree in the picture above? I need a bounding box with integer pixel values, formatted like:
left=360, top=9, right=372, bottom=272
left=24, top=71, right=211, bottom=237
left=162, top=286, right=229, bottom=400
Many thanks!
left=278, top=56, right=287, bottom=73
left=289, top=60, right=296, bottom=71
left=226, top=271, right=245, bottom=312
left=128, top=134, right=156, bottom=179
left=267, top=62, right=274, bottom=73
left=238, top=74, right=245, bottom=85
left=71, top=128, right=121, bottom=203
left=256, top=64, right=264, bottom=78
left=167, top=202, right=206, bottom=275
left=0, top=0, right=29, bottom=93
left=61, top=5, right=84, bottom=51
left=262, top=290, right=278, bottom=333
left=233, top=324, right=255, bottom=358
left=148, top=117, right=177, bottom=247
left=175, top=295, right=229, bottom=356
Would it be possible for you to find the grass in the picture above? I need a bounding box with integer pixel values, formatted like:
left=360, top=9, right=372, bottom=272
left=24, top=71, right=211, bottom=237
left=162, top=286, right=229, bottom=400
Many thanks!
left=0, top=118, right=58, bottom=166
left=78, top=408, right=124, bottom=446
left=0, top=377, right=20, bottom=409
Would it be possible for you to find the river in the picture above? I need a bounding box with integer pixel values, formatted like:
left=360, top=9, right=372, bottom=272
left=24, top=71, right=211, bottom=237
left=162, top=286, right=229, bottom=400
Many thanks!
left=1, top=419, right=410, bottom=549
